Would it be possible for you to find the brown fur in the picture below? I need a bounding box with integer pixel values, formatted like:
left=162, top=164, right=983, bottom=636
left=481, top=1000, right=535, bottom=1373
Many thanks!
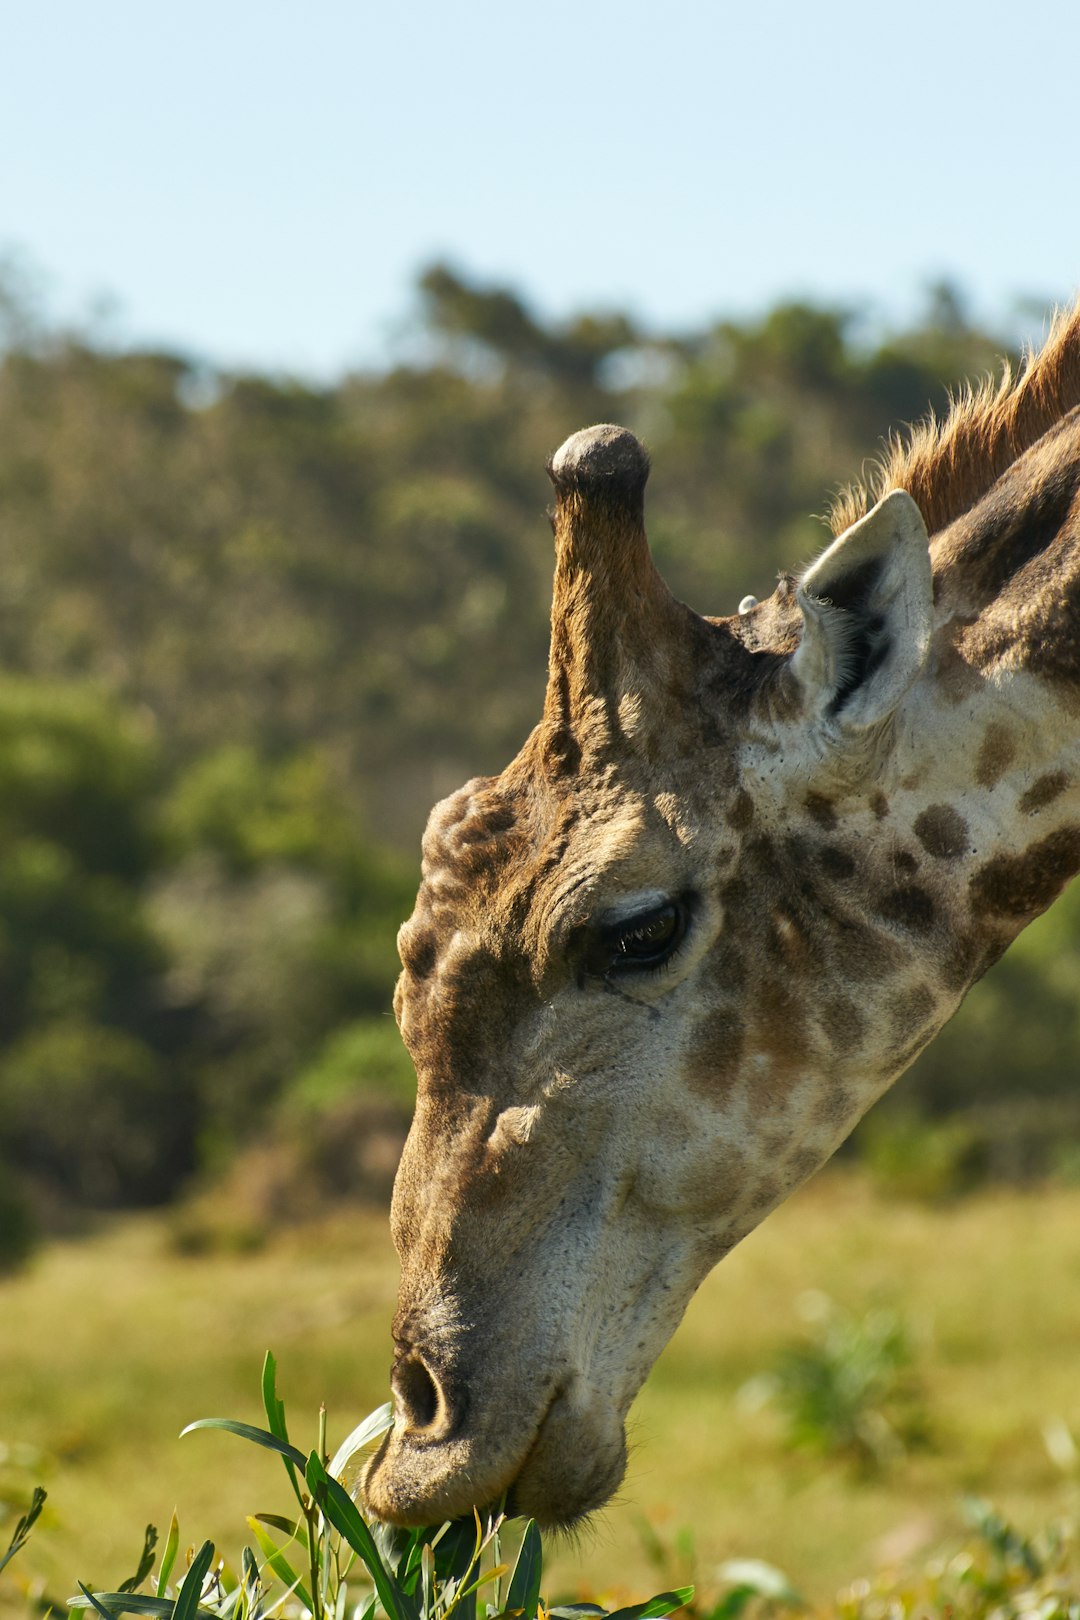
left=1019, top=772, right=1070, bottom=815
left=369, top=310, right=1080, bottom=1534
left=830, top=302, right=1080, bottom=538
left=913, top=805, right=969, bottom=860
left=970, top=827, right=1080, bottom=919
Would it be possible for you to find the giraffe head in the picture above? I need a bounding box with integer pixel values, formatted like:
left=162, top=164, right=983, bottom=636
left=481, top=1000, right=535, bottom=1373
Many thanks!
left=362, top=417, right=1077, bottom=1529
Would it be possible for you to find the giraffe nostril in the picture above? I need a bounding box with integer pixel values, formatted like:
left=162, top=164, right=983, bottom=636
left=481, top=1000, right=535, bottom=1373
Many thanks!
left=392, top=1354, right=442, bottom=1433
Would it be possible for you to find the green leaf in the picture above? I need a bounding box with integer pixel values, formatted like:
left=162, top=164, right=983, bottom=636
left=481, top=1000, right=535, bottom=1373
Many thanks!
left=505, top=1522, right=542, bottom=1620
left=434, top=1514, right=486, bottom=1620
left=157, top=1514, right=181, bottom=1600
left=304, top=1451, right=418, bottom=1620
left=173, top=1541, right=216, bottom=1620
left=703, top=1590, right=757, bottom=1620
left=259, top=1350, right=304, bottom=1507
left=240, top=1548, right=261, bottom=1620
left=547, top=1607, right=607, bottom=1619
left=963, top=1498, right=1042, bottom=1578
left=252, top=1515, right=300, bottom=1539
left=119, top=1526, right=160, bottom=1594
left=75, top=1584, right=126, bottom=1620
left=328, top=1403, right=394, bottom=1480
left=0, top=1484, right=47, bottom=1577
left=605, top=1594, right=695, bottom=1620
left=371, top=1521, right=422, bottom=1585
left=261, top=1352, right=288, bottom=1443
left=70, top=1596, right=219, bottom=1620
left=246, top=1519, right=314, bottom=1614
left=179, top=1419, right=307, bottom=1472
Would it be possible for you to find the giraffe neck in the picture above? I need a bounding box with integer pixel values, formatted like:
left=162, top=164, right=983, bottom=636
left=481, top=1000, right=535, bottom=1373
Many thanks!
left=930, top=405, right=1080, bottom=686
left=883, top=407, right=1080, bottom=987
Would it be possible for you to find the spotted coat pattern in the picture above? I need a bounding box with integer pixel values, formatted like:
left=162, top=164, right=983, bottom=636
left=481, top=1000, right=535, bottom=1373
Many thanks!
left=364, top=314, right=1080, bottom=1533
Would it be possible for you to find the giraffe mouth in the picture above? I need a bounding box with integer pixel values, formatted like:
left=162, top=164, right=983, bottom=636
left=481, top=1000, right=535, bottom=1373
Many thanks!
left=361, top=1373, right=627, bottom=1530
left=502, top=1380, right=628, bottom=1528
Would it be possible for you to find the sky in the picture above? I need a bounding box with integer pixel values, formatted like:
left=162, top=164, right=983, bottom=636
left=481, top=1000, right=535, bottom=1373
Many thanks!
left=4, top=0, right=1079, bottom=378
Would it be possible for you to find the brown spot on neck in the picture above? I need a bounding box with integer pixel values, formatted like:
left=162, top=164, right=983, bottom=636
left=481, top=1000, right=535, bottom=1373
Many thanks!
left=805, top=791, right=838, bottom=830
left=687, top=1006, right=745, bottom=1100
left=976, top=722, right=1017, bottom=789
left=970, top=826, right=1080, bottom=918
left=821, top=998, right=866, bottom=1051
left=913, top=803, right=969, bottom=860
left=785, top=1147, right=823, bottom=1184
left=812, top=1081, right=855, bottom=1129
left=888, top=983, right=937, bottom=1047
left=752, top=976, right=814, bottom=1109
left=818, top=844, right=857, bottom=881
left=870, top=792, right=890, bottom=819
left=726, top=788, right=755, bottom=831
left=876, top=886, right=936, bottom=932
left=1018, top=771, right=1070, bottom=815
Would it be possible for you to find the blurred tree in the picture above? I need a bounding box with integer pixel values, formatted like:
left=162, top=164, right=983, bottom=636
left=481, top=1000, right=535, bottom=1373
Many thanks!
left=153, top=745, right=416, bottom=1142
left=0, top=260, right=1071, bottom=1223
left=0, top=679, right=195, bottom=1208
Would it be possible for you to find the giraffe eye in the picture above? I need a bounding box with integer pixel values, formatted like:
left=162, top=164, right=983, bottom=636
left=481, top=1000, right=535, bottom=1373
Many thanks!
left=587, top=900, right=688, bottom=977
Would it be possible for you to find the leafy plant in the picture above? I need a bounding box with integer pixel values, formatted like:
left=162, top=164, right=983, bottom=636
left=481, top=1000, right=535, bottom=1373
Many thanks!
left=69, top=1353, right=693, bottom=1620
left=854, top=1109, right=986, bottom=1204
left=833, top=1498, right=1080, bottom=1620
left=742, top=1294, right=930, bottom=1473
left=0, top=1485, right=45, bottom=1581
left=635, top=1517, right=801, bottom=1620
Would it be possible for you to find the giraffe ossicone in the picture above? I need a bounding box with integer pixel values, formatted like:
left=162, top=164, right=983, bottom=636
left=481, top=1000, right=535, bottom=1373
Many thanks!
left=363, top=302, right=1080, bottom=1531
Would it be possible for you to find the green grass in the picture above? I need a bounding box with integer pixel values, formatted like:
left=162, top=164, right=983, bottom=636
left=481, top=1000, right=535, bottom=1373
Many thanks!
left=53, top=1355, right=690, bottom=1620
left=1, top=1171, right=1079, bottom=1614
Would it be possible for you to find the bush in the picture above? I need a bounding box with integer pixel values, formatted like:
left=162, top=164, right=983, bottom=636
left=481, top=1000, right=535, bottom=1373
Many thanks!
left=855, top=1108, right=987, bottom=1203
left=0, top=1162, right=35, bottom=1273
left=61, top=1354, right=691, bottom=1620
left=0, top=1021, right=193, bottom=1206
left=285, top=1018, right=416, bottom=1115
left=854, top=1098, right=1080, bottom=1198
left=742, top=1293, right=931, bottom=1473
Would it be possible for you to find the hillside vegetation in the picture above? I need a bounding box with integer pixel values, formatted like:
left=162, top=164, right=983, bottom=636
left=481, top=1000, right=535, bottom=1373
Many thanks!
left=0, top=269, right=1077, bottom=1254
left=1, top=1172, right=1078, bottom=1615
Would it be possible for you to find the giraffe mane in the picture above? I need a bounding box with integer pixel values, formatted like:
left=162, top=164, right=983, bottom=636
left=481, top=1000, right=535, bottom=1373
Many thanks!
left=828, top=298, right=1080, bottom=539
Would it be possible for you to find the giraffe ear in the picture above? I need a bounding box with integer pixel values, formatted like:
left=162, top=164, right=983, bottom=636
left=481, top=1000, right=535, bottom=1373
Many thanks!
left=792, top=490, right=932, bottom=732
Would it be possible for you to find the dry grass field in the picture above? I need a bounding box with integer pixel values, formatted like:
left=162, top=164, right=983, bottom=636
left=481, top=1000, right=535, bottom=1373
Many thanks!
left=2, top=1169, right=1079, bottom=1614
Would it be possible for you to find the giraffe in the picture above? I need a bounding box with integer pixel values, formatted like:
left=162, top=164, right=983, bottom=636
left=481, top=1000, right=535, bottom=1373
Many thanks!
left=362, top=302, right=1080, bottom=1532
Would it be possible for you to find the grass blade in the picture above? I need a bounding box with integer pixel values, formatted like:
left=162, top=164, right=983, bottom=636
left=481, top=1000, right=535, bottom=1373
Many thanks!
left=259, top=1351, right=303, bottom=1507
left=180, top=1419, right=306, bottom=1472
left=505, top=1522, right=542, bottom=1620
left=172, top=1541, right=216, bottom=1620
left=119, top=1526, right=159, bottom=1594
left=431, top=1519, right=479, bottom=1587
left=246, top=1520, right=314, bottom=1614
left=0, top=1485, right=47, bottom=1577
left=434, top=1515, right=483, bottom=1620
left=70, top=1597, right=221, bottom=1620
left=241, top=1548, right=263, bottom=1620
left=157, top=1515, right=180, bottom=1600
left=260, top=1352, right=288, bottom=1443
left=252, top=1515, right=300, bottom=1539
left=304, top=1452, right=418, bottom=1620
left=328, top=1403, right=394, bottom=1480
left=505, top=1521, right=542, bottom=1620
left=75, top=1584, right=127, bottom=1620
left=605, top=1589, right=695, bottom=1620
